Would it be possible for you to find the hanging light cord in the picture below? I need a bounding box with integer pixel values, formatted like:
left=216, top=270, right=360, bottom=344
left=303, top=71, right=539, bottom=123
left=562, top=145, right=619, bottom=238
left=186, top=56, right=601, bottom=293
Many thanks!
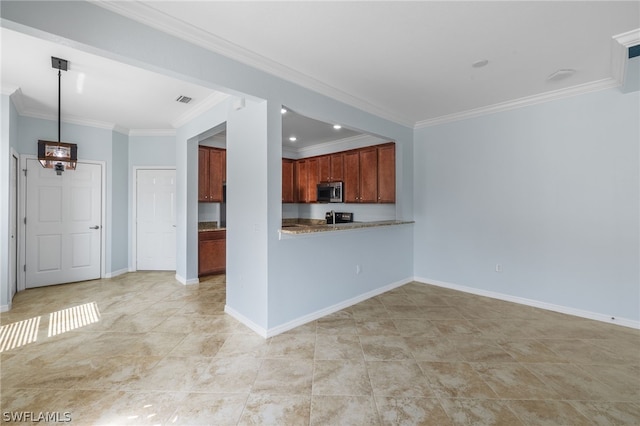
left=57, top=69, right=61, bottom=144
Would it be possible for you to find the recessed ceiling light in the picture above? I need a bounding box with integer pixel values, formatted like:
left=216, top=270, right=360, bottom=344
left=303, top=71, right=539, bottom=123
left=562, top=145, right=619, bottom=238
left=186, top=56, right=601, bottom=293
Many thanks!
left=472, top=59, right=489, bottom=68
left=289, top=136, right=297, bottom=142
left=281, top=108, right=287, bottom=114
left=333, top=124, right=342, bottom=130
left=546, top=68, right=576, bottom=81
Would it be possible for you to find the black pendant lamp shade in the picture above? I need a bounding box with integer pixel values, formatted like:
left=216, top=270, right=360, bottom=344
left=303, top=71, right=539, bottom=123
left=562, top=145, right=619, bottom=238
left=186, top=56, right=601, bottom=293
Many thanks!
left=38, top=56, right=77, bottom=174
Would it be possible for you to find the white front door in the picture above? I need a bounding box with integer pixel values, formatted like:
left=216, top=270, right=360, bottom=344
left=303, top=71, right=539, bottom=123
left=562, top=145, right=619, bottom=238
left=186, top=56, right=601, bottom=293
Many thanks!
left=136, top=169, right=176, bottom=270
left=25, top=159, right=102, bottom=288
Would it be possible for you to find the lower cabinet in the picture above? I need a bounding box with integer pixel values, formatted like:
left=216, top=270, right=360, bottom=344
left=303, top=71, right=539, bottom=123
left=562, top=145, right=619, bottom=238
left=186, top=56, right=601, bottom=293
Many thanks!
left=198, top=230, right=226, bottom=276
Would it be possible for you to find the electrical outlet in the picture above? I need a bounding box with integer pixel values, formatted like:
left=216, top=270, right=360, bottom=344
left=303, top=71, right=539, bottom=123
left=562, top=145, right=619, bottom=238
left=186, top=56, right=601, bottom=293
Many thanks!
left=495, top=263, right=503, bottom=273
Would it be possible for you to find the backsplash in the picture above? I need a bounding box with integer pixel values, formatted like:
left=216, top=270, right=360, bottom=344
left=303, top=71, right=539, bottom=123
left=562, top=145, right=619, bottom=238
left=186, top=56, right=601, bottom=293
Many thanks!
left=198, top=202, right=219, bottom=222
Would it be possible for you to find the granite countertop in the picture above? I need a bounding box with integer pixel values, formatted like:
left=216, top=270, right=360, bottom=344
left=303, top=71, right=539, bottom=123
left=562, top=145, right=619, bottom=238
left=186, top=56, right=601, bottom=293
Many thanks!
left=200, top=219, right=414, bottom=234
left=280, top=219, right=414, bottom=235
left=198, top=221, right=225, bottom=232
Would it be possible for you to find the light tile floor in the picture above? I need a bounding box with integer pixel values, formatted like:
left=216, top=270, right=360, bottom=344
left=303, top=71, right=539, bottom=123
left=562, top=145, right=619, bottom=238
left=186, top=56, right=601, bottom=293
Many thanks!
left=1, top=272, right=639, bottom=425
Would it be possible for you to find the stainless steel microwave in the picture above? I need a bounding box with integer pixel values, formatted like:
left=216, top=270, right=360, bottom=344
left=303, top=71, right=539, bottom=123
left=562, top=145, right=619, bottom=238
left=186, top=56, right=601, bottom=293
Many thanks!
left=317, top=181, right=343, bottom=203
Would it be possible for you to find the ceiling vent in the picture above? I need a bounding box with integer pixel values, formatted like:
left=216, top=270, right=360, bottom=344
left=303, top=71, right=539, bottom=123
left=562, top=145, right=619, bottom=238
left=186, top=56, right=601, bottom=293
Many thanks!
left=176, top=95, right=192, bottom=104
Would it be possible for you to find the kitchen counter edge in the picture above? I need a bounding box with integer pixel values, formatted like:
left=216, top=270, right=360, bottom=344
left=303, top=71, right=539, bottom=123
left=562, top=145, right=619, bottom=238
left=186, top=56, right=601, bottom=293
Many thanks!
left=279, top=220, right=414, bottom=235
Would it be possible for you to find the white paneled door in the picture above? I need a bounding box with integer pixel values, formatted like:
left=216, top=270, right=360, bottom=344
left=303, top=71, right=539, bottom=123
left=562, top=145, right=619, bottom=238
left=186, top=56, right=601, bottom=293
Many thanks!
left=26, top=159, right=102, bottom=288
left=136, top=169, right=176, bottom=271
left=10, top=153, right=18, bottom=299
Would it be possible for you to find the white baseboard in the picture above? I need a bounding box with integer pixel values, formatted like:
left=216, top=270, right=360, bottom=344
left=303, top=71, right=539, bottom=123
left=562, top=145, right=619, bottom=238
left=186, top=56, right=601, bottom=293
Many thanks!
left=175, top=273, right=199, bottom=286
left=415, top=276, right=640, bottom=330
left=263, top=276, right=414, bottom=338
left=225, top=305, right=268, bottom=338
left=0, top=303, right=11, bottom=313
left=104, top=268, right=128, bottom=279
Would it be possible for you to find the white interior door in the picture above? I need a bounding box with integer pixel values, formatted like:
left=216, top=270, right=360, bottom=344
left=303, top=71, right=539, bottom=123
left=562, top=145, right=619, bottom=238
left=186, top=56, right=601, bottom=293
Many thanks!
left=25, top=159, right=102, bottom=288
left=136, top=169, right=176, bottom=270
left=9, top=153, right=18, bottom=299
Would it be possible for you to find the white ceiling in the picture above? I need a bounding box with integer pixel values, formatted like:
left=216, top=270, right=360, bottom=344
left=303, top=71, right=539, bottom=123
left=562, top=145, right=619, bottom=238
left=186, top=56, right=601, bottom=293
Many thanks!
left=2, top=1, right=639, bottom=141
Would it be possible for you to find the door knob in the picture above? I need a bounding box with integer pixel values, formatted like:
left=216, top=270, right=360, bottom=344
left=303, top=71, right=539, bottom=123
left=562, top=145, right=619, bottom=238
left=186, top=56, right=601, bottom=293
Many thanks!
left=89, top=225, right=100, bottom=229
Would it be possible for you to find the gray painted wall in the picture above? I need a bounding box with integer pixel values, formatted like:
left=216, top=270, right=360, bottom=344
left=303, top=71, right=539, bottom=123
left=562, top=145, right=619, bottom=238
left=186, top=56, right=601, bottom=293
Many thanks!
left=414, top=87, right=640, bottom=322
left=0, top=95, right=18, bottom=309
left=110, top=130, right=129, bottom=274
left=129, top=135, right=177, bottom=167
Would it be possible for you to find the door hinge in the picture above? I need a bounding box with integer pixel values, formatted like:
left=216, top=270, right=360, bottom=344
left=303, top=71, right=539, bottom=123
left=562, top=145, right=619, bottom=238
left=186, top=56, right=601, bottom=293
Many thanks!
left=24, top=217, right=26, bottom=225
left=23, top=169, right=27, bottom=176
left=23, top=265, right=26, bottom=272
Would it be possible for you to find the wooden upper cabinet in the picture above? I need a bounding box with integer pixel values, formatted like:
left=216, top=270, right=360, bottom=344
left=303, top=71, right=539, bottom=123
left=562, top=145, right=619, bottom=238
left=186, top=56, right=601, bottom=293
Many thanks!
left=209, top=148, right=225, bottom=202
left=343, top=150, right=360, bottom=203
left=221, top=149, right=227, bottom=183
left=198, top=146, right=225, bottom=203
left=330, top=153, right=344, bottom=182
left=358, top=147, right=378, bottom=203
left=295, top=159, right=308, bottom=203
left=377, top=143, right=395, bottom=203
left=307, top=157, right=319, bottom=202
left=284, top=142, right=395, bottom=205
left=318, top=155, right=330, bottom=182
left=282, top=159, right=295, bottom=203
left=198, top=146, right=210, bottom=202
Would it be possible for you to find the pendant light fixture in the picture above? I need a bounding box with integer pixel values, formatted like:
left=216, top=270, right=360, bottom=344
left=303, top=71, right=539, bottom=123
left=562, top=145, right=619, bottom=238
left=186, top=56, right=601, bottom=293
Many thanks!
left=38, top=56, right=77, bottom=175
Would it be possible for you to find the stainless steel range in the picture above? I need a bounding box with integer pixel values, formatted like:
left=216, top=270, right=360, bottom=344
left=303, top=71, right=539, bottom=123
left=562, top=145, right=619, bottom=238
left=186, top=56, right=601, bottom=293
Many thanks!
left=325, top=211, right=353, bottom=224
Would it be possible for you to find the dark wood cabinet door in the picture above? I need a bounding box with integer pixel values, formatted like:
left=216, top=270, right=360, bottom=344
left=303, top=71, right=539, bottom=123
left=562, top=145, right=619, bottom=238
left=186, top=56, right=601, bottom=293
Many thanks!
left=295, top=160, right=308, bottom=203
left=377, top=143, right=395, bottom=203
left=307, top=157, right=319, bottom=202
left=209, top=148, right=225, bottom=202
left=222, top=149, right=226, bottom=183
left=198, top=230, right=226, bottom=276
left=359, top=147, right=378, bottom=203
left=330, top=153, right=344, bottom=182
left=318, top=155, right=330, bottom=182
left=198, top=146, right=210, bottom=202
left=343, top=150, right=360, bottom=202
left=282, top=159, right=295, bottom=203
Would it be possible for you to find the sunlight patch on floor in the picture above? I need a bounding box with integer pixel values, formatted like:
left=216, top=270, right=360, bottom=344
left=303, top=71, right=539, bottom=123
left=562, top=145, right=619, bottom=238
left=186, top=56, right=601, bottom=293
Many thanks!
left=48, top=301, right=101, bottom=337
left=0, top=315, right=41, bottom=352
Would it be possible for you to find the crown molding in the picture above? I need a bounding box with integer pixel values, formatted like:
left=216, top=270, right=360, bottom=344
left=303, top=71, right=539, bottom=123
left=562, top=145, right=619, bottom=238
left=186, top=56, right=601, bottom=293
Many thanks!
left=19, top=108, right=121, bottom=131
left=171, top=91, right=230, bottom=129
left=1, top=85, right=19, bottom=96
left=282, top=134, right=375, bottom=159
left=415, top=78, right=620, bottom=129
left=291, top=133, right=388, bottom=158
left=5, top=87, right=25, bottom=113
left=92, top=0, right=414, bottom=128
left=129, top=129, right=177, bottom=137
